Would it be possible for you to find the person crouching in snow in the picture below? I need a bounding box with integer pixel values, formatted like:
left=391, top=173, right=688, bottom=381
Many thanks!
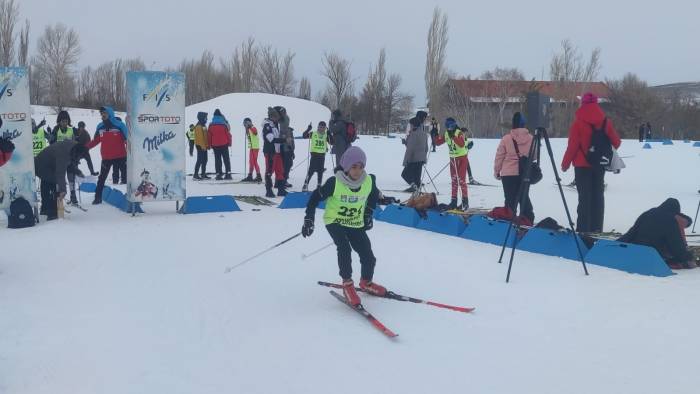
left=434, top=117, right=469, bottom=210
left=302, top=146, right=385, bottom=306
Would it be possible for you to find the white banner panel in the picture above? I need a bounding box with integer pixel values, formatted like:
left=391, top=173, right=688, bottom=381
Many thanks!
left=0, top=67, right=36, bottom=209
left=126, top=71, right=186, bottom=202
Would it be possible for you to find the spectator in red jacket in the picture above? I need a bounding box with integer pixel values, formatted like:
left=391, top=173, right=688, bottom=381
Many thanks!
left=561, top=92, right=621, bottom=233
left=86, top=106, right=128, bottom=204
left=208, top=108, right=232, bottom=180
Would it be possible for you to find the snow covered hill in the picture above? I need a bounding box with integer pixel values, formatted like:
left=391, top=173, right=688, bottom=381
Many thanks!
left=2, top=100, right=700, bottom=393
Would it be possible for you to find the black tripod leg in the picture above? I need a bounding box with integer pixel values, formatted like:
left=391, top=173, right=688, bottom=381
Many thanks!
left=541, top=129, right=588, bottom=275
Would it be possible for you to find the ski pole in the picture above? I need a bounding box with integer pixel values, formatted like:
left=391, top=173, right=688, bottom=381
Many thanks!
left=224, top=232, right=302, bottom=273
left=422, top=166, right=440, bottom=195
left=290, top=156, right=309, bottom=172
left=692, top=197, right=700, bottom=233
left=302, top=241, right=334, bottom=260
left=427, top=162, right=449, bottom=185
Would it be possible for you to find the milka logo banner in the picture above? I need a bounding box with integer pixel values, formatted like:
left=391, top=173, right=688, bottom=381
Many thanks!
left=0, top=67, right=36, bottom=209
left=126, top=71, right=186, bottom=202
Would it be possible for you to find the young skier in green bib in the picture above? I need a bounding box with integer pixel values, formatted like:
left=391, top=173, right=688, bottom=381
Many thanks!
left=302, top=146, right=386, bottom=306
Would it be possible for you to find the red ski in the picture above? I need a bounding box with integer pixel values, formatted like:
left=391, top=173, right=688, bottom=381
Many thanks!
left=329, top=290, right=398, bottom=339
left=320, top=281, right=475, bottom=314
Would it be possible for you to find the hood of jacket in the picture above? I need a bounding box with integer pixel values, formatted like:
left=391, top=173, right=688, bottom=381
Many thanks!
left=656, top=198, right=681, bottom=216
left=575, top=103, right=606, bottom=126
left=509, top=128, right=532, bottom=144
left=99, top=106, right=128, bottom=138
left=210, top=115, right=228, bottom=126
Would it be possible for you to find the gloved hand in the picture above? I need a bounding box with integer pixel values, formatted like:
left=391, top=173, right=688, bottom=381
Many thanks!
left=467, top=141, right=474, bottom=149
left=364, top=211, right=374, bottom=231
left=379, top=196, right=399, bottom=205
left=39, top=119, right=46, bottom=127
left=0, top=137, right=15, bottom=153
left=302, top=217, right=314, bottom=237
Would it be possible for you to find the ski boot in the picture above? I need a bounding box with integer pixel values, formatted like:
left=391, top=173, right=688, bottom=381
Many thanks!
left=265, top=176, right=276, bottom=198
left=92, top=197, right=102, bottom=205
left=403, top=183, right=417, bottom=193
left=224, top=173, right=233, bottom=180
left=342, top=279, right=361, bottom=306
left=215, top=173, right=223, bottom=180
left=359, top=279, right=387, bottom=297
left=461, top=197, right=469, bottom=211
left=202, top=174, right=212, bottom=180
left=447, top=198, right=458, bottom=211
left=254, top=174, right=262, bottom=183
left=192, top=174, right=201, bottom=180
left=241, top=174, right=254, bottom=182
left=285, top=182, right=293, bottom=188
left=69, top=191, right=78, bottom=205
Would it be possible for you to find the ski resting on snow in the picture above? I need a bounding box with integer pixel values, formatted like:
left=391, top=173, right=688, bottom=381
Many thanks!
left=328, top=290, right=398, bottom=339
left=319, top=281, right=475, bottom=313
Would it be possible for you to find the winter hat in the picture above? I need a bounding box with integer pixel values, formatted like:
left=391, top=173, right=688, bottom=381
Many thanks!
left=214, top=109, right=223, bottom=117
left=416, top=110, right=428, bottom=121
left=340, top=146, right=367, bottom=171
left=78, top=121, right=86, bottom=128
left=56, top=110, right=71, bottom=124
left=318, top=120, right=327, bottom=127
left=512, top=112, right=526, bottom=129
left=444, top=117, right=457, bottom=130
left=196, top=111, right=208, bottom=124
left=243, top=117, right=252, bottom=123
left=581, top=92, right=598, bottom=104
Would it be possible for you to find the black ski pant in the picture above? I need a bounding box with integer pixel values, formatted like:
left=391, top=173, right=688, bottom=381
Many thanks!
left=574, top=166, right=606, bottom=233
left=188, top=140, right=195, bottom=156
left=501, top=175, right=534, bottom=222
left=212, top=146, right=231, bottom=175
left=326, top=223, right=377, bottom=281
left=40, top=179, right=57, bottom=217
left=111, top=157, right=126, bottom=184
left=305, top=153, right=326, bottom=187
left=96, top=158, right=123, bottom=200
left=401, top=162, right=424, bottom=186
left=81, top=152, right=96, bottom=174
left=194, top=146, right=208, bottom=176
left=283, top=150, right=294, bottom=180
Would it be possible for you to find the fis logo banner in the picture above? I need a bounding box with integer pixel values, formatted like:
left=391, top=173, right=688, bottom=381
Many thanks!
left=0, top=67, right=36, bottom=209
left=126, top=71, right=186, bottom=203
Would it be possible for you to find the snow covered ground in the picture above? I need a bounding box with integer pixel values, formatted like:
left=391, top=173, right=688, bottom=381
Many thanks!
left=2, top=98, right=700, bottom=394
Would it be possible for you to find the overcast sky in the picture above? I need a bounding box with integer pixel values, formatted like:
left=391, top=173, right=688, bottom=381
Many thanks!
left=21, top=0, right=699, bottom=104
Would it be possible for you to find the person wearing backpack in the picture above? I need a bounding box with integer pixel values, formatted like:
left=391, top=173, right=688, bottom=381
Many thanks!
left=330, top=109, right=351, bottom=166
left=493, top=112, right=535, bottom=223
left=561, top=92, right=621, bottom=233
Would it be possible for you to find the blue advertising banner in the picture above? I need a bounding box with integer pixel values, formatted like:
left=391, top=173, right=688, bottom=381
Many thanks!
left=0, top=67, right=36, bottom=209
left=126, top=71, right=186, bottom=203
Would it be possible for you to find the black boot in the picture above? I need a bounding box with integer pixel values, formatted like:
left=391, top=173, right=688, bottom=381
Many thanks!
left=242, top=174, right=254, bottom=182
left=276, top=180, right=288, bottom=197
left=255, top=174, right=262, bottom=183
left=92, top=196, right=102, bottom=205
left=70, top=191, right=78, bottom=204
left=461, top=197, right=469, bottom=211
left=224, top=173, right=232, bottom=180
left=447, top=198, right=457, bottom=210
left=265, top=175, right=275, bottom=198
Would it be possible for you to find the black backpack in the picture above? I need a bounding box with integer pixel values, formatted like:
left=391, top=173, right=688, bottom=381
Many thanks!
left=585, top=118, right=613, bottom=169
left=512, top=138, right=543, bottom=184
left=8, top=197, right=36, bottom=229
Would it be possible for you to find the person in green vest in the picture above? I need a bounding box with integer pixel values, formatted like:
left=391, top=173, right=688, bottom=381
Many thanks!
left=52, top=111, right=75, bottom=144
left=241, top=118, right=262, bottom=182
left=302, top=146, right=386, bottom=307
left=434, top=117, right=469, bottom=210
left=186, top=124, right=195, bottom=157
left=32, top=118, right=49, bottom=157
left=301, top=121, right=330, bottom=192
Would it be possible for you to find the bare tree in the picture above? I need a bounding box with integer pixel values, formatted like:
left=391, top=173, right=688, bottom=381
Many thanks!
left=0, top=0, right=19, bottom=66
left=17, top=17, right=27, bottom=66
left=298, top=77, right=311, bottom=100
left=222, top=36, right=258, bottom=93
left=35, top=23, right=81, bottom=111
left=256, top=45, right=296, bottom=95
left=425, top=6, right=449, bottom=118
left=385, top=73, right=413, bottom=134
left=321, top=51, right=353, bottom=111
left=549, top=39, right=602, bottom=133
left=479, top=67, right=526, bottom=129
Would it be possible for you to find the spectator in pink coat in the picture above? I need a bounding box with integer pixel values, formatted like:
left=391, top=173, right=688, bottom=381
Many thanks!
left=493, top=112, right=534, bottom=222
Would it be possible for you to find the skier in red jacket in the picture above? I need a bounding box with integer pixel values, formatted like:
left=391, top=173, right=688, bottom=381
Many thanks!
left=561, top=92, right=621, bottom=233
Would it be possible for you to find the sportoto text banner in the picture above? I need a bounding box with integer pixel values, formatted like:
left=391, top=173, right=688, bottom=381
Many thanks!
left=0, top=67, right=36, bottom=209
left=126, top=71, right=186, bottom=203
